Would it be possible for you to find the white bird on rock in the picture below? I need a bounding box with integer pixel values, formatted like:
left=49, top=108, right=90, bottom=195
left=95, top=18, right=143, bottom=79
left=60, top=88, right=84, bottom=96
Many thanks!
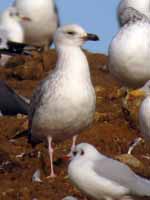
left=118, top=0, right=150, bottom=26
left=13, top=0, right=59, bottom=50
left=109, top=7, right=150, bottom=88
left=29, top=24, right=99, bottom=177
left=68, top=143, right=150, bottom=200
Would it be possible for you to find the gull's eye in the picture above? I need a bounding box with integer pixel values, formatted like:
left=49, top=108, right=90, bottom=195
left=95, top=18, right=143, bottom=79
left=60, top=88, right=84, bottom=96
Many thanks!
left=73, top=151, right=77, bottom=156
left=67, top=31, right=75, bottom=35
left=80, top=150, right=84, bottom=156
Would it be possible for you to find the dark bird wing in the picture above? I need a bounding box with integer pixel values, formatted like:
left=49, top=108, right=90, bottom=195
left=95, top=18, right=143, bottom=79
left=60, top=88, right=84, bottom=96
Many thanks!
left=0, top=80, right=29, bottom=115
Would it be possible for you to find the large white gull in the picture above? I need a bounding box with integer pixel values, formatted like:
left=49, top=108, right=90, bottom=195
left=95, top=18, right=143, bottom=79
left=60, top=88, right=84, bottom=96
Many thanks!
left=29, top=24, right=99, bottom=177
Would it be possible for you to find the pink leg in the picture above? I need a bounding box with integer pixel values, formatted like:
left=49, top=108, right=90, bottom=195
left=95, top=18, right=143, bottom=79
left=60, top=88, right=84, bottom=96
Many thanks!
left=47, top=136, right=56, bottom=178
left=71, top=135, right=78, bottom=151
left=64, top=135, right=78, bottom=159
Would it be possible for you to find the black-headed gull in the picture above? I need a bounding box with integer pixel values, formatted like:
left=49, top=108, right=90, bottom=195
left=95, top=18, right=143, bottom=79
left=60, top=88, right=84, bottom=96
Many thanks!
left=68, top=143, right=150, bottom=200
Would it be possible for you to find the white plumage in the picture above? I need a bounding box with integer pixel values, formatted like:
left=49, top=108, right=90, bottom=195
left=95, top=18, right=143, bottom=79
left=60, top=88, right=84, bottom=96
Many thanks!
left=68, top=143, right=150, bottom=200
left=130, top=80, right=150, bottom=141
left=0, top=7, right=25, bottom=66
left=109, top=7, right=150, bottom=88
left=118, top=0, right=150, bottom=26
left=29, top=24, right=99, bottom=177
left=13, top=0, right=59, bottom=49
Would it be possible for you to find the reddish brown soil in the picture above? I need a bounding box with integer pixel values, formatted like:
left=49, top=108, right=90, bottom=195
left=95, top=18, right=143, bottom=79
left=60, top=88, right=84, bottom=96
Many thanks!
left=0, top=49, right=150, bottom=200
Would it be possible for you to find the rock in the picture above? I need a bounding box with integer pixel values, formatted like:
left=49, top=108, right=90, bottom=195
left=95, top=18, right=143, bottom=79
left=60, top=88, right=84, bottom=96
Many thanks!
left=116, top=154, right=144, bottom=169
left=42, top=49, right=56, bottom=72
left=12, top=61, right=44, bottom=80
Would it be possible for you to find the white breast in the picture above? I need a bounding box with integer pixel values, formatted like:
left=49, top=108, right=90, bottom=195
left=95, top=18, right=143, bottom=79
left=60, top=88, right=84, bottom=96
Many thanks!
left=31, top=46, right=96, bottom=142
left=109, top=21, right=150, bottom=87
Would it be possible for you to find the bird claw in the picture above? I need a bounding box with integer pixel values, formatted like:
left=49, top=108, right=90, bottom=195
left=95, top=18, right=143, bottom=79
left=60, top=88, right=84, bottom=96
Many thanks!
left=46, top=173, right=56, bottom=179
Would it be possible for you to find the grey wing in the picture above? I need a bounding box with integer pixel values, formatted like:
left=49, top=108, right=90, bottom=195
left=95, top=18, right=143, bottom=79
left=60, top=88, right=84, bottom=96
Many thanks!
left=93, top=157, right=139, bottom=192
left=29, top=71, right=55, bottom=129
left=29, top=79, right=46, bottom=129
left=94, top=157, right=150, bottom=196
left=0, top=28, right=8, bottom=49
left=118, top=7, right=150, bottom=26
left=117, top=0, right=125, bottom=26
left=54, top=5, right=60, bottom=27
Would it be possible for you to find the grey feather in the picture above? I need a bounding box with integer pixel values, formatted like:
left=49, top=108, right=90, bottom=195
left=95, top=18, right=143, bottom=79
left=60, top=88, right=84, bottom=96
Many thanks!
left=94, top=158, right=150, bottom=196
left=119, top=7, right=150, bottom=26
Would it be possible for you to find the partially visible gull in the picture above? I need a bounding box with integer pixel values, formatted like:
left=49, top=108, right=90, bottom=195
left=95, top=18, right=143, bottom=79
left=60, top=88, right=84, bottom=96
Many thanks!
left=13, top=0, right=59, bottom=50
left=0, top=6, right=30, bottom=66
left=0, top=80, right=29, bottom=116
left=109, top=7, right=150, bottom=88
left=130, top=80, right=150, bottom=143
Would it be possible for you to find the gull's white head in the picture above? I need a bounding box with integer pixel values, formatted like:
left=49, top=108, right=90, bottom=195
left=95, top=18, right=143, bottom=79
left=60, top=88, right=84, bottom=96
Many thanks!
left=54, top=24, right=99, bottom=47
left=70, top=143, right=102, bottom=162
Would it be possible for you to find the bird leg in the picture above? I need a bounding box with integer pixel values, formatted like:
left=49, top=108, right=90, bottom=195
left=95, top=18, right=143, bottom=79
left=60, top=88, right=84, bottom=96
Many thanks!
left=71, top=135, right=78, bottom=152
left=47, top=136, right=56, bottom=178
left=64, top=135, right=78, bottom=160
left=127, top=137, right=143, bottom=155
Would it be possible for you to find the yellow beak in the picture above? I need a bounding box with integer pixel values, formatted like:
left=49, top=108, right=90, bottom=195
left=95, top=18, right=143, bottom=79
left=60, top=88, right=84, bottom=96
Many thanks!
left=129, top=89, right=146, bottom=97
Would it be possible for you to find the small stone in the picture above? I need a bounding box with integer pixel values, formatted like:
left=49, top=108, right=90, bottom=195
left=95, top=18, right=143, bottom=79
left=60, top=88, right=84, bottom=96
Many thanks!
left=62, top=196, right=78, bottom=200
left=32, top=169, right=42, bottom=182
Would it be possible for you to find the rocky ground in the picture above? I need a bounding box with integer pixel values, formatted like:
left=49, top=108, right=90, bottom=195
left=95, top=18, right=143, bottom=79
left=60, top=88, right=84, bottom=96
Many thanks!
left=0, top=49, right=150, bottom=200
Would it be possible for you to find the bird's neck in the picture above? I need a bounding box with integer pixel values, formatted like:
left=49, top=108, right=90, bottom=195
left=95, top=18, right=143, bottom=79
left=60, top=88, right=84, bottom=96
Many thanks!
left=55, top=45, right=91, bottom=78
